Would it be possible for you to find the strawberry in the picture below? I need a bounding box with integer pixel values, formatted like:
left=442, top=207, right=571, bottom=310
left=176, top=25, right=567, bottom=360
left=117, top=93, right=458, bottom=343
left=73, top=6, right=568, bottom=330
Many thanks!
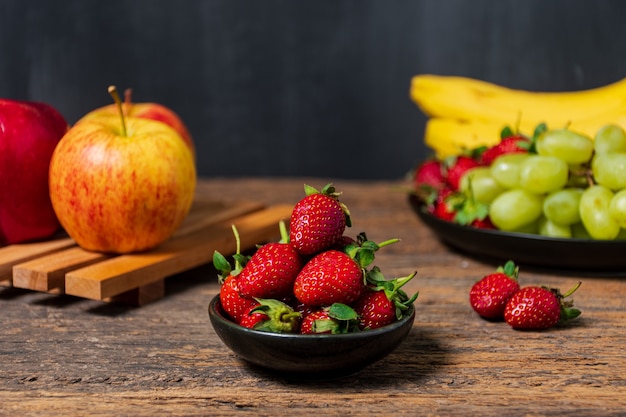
left=445, top=155, right=480, bottom=190
left=299, top=303, right=359, bottom=334
left=293, top=234, right=399, bottom=306
left=480, top=135, right=530, bottom=166
left=238, top=304, right=268, bottom=329
left=289, top=184, right=351, bottom=255
left=413, top=159, right=447, bottom=203
left=432, top=188, right=457, bottom=221
left=293, top=250, right=365, bottom=306
left=504, top=282, right=582, bottom=330
left=218, top=275, right=259, bottom=323
left=354, top=270, right=418, bottom=330
left=237, top=242, right=303, bottom=299
left=471, top=216, right=496, bottom=229
left=214, top=226, right=256, bottom=323
left=414, top=159, right=446, bottom=190
left=432, top=188, right=491, bottom=228
left=469, top=260, right=520, bottom=320
left=239, top=298, right=302, bottom=332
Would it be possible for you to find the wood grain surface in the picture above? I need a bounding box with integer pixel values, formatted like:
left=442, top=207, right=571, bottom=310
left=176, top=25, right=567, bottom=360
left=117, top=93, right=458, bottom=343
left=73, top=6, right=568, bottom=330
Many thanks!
left=1, top=178, right=625, bottom=417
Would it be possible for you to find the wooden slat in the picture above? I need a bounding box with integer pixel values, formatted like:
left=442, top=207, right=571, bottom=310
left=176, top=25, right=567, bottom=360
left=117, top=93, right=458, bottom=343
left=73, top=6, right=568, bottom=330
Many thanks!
left=65, top=204, right=292, bottom=301
left=5, top=199, right=264, bottom=295
left=12, top=247, right=111, bottom=292
left=0, top=237, right=75, bottom=286
left=172, top=199, right=264, bottom=238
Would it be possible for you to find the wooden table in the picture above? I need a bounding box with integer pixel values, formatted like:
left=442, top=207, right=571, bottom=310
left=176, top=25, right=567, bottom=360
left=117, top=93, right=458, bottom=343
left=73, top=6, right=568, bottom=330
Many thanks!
left=1, top=178, right=625, bottom=416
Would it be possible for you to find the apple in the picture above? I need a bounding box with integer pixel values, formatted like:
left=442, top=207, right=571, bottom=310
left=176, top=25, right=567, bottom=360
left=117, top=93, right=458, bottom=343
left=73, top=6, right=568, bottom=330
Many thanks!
left=77, top=88, right=195, bottom=155
left=0, top=98, right=68, bottom=245
left=49, top=86, right=196, bottom=254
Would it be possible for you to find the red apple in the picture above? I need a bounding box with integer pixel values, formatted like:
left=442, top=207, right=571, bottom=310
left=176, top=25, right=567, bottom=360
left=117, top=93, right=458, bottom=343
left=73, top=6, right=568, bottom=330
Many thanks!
left=0, top=99, right=68, bottom=245
left=77, top=89, right=195, bottom=154
left=49, top=86, right=196, bottom=254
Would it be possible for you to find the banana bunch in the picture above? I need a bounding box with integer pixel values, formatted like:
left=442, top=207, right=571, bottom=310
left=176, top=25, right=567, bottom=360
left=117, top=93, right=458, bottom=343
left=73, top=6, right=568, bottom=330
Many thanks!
left=411, top=74, right=626, bottom=158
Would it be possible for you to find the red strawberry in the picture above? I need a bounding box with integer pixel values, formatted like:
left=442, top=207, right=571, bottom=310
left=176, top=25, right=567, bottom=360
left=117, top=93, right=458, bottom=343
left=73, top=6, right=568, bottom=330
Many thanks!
left=504, top=282, right=582, bottom=330
left=354, top=270, right=418, bottom=330
left=469, top=261, right=520, bottom=320
left=237, top=242, right=303, bottom=299
left=293, top=250, right=365, bottom=306
left=413, top=159, right=447, bottom=203
left=219, top=275, right=259, bottom=323
left=480, top=135, right=530, bottom=166
left=432, top=188, right=457, bottom=221
left=445, top=155, right=480, bottom=190
left=299, top=310, right=334, bottom=334
left=238, top=304, right=268, bottom=329
left=213, top=227, right=256, bottom=323
left=239, top=299, right=301, bottom=332
left=299, top=303, right=359, bottom=334
left=471, top=216, right=496, bottom=229
left=289, top=184, right=351, bottom=255
left=432, top=187, right=491, bottom=228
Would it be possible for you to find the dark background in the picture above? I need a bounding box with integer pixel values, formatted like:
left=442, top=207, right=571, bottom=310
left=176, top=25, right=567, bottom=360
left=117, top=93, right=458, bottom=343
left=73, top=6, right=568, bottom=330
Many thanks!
left=2, top=0, right=626, bottom=180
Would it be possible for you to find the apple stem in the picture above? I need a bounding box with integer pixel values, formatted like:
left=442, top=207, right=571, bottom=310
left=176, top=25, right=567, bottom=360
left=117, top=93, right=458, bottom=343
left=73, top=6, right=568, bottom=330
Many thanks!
left=108, top=85, right=128, bottom=137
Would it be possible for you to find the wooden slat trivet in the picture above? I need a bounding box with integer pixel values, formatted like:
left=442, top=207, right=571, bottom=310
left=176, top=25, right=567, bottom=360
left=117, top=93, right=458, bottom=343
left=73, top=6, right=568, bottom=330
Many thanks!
left=0, top=199, right=292, bottom=305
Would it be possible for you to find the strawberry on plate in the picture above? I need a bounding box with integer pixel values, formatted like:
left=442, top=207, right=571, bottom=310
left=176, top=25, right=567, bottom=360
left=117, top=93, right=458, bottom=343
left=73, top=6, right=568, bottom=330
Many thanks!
left=445, top=155, right=480, bottom=190
left=469, top=260, right=520, bottom=320
left=289, top=183, right=351, bottom=256
left=504, top=282, right=582, bottom=330
left=480, top=135, right=530, bottom=166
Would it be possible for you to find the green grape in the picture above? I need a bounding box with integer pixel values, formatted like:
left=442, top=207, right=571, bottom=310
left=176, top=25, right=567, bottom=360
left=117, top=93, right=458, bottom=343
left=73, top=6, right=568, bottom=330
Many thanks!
left=538, top=216, right=572, bottom=238
left=519, top=155, right=569, bottom=194
left=616, top=228, right=626, bottom=240
left=489, top=153, right=530, bottom=189
left=459, top=167, right=506, bottom=204
left=579, top=185, right=620, bottom=239
left=591, top=152, right=626, bottom=190
left=536, top=128, right=594, bottom=164
left=542, top=188, right=583, bottom=226
left=594, top=124, right=626, bottom=154
left=609, top=188, right=626, bottom=228
left=489, top=188, right=543, bottom=232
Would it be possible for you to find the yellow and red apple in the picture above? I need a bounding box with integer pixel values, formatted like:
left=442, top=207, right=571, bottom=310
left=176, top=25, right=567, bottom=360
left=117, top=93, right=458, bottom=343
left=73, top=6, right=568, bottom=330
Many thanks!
left=49, top=86, right=196, bottom=254
left=0, top=98, right=68, bottom=245
left=77, top=89, right=195, bottom=154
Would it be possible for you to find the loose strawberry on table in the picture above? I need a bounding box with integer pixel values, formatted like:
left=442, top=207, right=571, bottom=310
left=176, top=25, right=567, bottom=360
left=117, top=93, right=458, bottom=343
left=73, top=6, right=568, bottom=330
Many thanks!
left=504, top=282, right=582, bottom=330
left=469, top=260, right=520, bottom=320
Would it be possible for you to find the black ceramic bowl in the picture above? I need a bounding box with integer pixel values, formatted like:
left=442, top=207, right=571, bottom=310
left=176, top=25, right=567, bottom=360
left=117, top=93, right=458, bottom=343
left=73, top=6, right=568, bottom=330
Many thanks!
left=208, top=296, right=415, bottom=380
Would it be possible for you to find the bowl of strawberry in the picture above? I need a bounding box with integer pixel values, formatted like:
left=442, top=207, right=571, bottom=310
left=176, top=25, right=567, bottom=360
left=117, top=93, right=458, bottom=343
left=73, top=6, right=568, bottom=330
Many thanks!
left=208, top=184, right=419, bottom=379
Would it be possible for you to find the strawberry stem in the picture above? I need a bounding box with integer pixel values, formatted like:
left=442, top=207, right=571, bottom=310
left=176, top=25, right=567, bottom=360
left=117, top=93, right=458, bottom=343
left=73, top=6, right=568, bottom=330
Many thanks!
left=562, top=281, right=582, bottom=298
left=108, top=85, right=128, bottom=137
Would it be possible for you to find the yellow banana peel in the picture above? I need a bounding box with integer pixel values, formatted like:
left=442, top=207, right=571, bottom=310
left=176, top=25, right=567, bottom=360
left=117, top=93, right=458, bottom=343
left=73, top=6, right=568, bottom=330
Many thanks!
left=411, top=74, right=626, bottom=127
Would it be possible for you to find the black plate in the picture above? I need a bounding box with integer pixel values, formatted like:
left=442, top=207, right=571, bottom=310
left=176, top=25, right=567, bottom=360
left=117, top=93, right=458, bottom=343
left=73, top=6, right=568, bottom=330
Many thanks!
left=408, top=194, right=626, bottom=273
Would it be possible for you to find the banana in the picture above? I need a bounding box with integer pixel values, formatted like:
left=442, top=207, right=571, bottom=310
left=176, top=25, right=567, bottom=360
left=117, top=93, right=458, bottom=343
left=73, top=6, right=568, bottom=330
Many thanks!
left=424, top=118, right=504, bottom=159
left=411, top=74, right=626, bottom=127
left=425, top=114, right=626, bottom=159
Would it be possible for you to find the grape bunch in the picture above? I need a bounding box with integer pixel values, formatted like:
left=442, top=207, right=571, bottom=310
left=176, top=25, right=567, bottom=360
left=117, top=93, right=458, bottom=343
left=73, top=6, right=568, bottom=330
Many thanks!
left=413, top=123, right=626, bottom=240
